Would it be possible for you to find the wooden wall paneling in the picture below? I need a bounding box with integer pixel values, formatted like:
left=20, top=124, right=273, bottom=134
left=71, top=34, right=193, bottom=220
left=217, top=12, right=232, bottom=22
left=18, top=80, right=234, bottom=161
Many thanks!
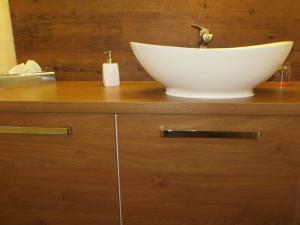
left=9, top=0, right=300, bottom=81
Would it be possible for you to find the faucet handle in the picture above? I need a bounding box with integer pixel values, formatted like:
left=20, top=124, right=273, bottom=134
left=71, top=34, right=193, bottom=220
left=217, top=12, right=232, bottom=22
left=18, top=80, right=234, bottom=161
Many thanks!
left=191, top=24, right=205, bottom=30
left=191, top=24, right=209, bottom=35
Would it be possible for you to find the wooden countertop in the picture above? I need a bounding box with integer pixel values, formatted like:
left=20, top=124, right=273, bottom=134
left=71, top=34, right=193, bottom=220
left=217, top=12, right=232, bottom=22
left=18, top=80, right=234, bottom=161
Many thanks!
left=0, top=81, right=300, bottom=115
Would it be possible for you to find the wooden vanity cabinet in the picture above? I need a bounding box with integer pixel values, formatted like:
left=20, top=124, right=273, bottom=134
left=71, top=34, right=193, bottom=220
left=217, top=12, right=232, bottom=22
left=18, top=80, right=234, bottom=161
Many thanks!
left=118, top=114, right=300, bottom=225
left=0, top=113, right=118, bottom=225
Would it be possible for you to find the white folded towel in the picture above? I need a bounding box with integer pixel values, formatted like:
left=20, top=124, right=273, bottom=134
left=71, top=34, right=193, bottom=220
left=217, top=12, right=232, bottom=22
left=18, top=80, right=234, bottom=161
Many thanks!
left=9, top=60, right=42, bottom=75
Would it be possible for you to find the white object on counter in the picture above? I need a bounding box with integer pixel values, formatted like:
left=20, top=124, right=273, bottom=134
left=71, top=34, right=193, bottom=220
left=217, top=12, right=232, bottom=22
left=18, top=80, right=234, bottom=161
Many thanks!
left=102, top=50, right=120, bottom=87
left=9, top=60, right=42, bottom=75
left=25, top=60, right=42, bottom=73
left=0, top=0, right=17, bottom=75
left=131, top=41, right=293, bottom=99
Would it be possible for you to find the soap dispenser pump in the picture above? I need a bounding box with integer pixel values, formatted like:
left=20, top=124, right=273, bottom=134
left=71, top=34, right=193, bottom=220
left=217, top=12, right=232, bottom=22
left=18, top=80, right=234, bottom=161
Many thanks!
left=102, top=50, right=120, bottom=87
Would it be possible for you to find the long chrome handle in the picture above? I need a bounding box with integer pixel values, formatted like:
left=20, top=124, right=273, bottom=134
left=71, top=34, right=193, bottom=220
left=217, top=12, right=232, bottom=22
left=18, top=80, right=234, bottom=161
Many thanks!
left=0, top=126, right=72, bottom=135
left=160, top=129, right=260, bottom=140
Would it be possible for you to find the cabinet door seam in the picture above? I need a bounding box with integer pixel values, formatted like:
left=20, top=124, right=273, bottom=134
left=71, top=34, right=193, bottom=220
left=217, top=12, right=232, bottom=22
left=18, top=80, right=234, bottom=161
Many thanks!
left=114, top=113, right=123, bottom=225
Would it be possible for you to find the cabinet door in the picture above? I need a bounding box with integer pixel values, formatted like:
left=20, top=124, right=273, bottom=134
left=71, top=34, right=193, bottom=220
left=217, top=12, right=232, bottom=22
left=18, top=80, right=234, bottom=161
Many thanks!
left=118, top=114, right=300, bottom=225
left=0, top=113, right=118, bottom=225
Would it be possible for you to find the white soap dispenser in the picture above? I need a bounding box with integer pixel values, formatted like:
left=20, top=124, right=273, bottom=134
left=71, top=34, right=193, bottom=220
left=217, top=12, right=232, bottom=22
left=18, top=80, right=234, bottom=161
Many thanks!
left=102, top=50, right=120, bottom=87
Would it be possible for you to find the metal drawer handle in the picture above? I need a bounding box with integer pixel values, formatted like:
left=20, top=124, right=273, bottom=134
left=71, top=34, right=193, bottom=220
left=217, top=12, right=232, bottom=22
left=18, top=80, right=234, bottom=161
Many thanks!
left=0, top=126, right=72, bottom=135
left=160, top=129, right=260, bottom=140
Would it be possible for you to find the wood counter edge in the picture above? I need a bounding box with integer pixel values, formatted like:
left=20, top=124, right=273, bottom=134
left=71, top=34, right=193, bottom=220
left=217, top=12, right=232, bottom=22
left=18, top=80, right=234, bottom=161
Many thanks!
left=0, top=81, right=300, bottom=115
left=0, top=101, right=299, bottom=115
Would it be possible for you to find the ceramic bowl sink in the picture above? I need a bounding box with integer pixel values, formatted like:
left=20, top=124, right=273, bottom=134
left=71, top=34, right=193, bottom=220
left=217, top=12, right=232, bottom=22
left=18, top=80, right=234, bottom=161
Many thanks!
left=131, top=41, right=293, bottom=99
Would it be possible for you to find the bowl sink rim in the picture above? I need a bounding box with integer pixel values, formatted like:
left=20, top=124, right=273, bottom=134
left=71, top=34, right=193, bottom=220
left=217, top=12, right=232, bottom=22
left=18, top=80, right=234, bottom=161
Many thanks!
left=130, top=41, right=294, bottom=51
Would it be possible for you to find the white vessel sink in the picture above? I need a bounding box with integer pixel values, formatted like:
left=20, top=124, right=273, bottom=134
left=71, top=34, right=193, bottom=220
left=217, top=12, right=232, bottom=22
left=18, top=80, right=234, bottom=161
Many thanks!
left=131, top=41, right=293, bottom=99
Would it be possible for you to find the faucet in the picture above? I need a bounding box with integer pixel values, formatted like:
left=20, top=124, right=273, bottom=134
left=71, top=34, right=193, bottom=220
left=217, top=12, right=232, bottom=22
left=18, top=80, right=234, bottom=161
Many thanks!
left=191, top=24, right=214, bottom=48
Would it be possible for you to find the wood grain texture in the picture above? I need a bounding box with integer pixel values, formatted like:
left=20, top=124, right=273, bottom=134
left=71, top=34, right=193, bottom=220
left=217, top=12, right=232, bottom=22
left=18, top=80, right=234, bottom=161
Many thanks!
left=9, top=0, right=300, bottom=81
left=0, top=81, right=300, bottom=115
left=118, top=114, right=300, bottom=225
left=0, top=113, right=118, bottom=225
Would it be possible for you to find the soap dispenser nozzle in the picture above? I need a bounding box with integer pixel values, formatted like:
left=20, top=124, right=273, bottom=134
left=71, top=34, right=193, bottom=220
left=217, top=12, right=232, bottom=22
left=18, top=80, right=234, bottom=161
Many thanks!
left=104, top=50, right=113, bottom=64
